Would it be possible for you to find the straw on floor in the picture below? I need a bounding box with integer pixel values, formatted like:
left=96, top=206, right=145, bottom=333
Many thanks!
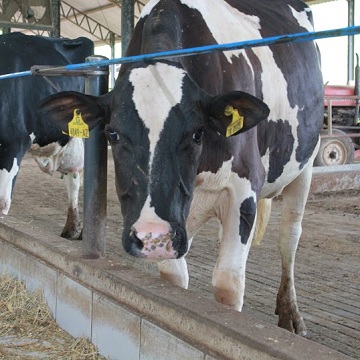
left=0, top=274, right=106, bottom=360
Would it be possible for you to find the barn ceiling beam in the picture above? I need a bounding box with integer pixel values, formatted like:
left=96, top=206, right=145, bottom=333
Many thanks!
left=105, top=0, right=122, bottom=8
left=60, top=1, right=120, bottom=43
left=134, top=0, right=147, bottom=17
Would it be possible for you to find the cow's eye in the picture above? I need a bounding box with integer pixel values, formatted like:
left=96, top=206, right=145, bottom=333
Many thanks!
left=105, top=128, right=120, bottom=143
left=192, top=129, right=203, bottom=144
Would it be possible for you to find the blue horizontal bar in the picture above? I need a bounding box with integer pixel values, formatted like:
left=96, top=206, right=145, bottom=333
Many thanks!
left=0, top=25, right=359, bottom=81
left=65, top=25, right=360, bottom=70
left=0, top=70, right=32, bottom=80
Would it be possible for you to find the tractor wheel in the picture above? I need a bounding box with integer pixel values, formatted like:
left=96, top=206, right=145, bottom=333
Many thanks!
left=314, top=129, right=354, bottom=166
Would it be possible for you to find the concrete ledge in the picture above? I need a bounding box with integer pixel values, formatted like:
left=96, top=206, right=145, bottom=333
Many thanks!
left=0, top=216, right=351, bottom=360
left=311, top=164, right=360, bottom=193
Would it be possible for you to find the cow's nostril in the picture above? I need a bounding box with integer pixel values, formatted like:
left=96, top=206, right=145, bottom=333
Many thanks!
left=130, top=230, right=144, bottom=249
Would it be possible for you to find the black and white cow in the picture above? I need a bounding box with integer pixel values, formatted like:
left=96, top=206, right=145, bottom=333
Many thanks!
left=39, top=0, right=324, bottom=334
left=0, top=33, right=93, bottom=239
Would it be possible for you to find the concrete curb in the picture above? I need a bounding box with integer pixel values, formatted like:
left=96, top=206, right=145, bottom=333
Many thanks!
left=311, top=164, right=360, bottom=193
left=0, top=216, right=352, bottom=360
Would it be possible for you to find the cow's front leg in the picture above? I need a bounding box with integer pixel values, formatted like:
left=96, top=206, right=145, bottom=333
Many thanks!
left=212, top=184, right=256, bottom=311
left=212, top=250, right=247, bottom=311
left=212, top=225, right=252, bottom=311
left=61, top=171, right=82, bottom=240
left=158, top=257, right=189, bottom=289
left=276, top=165, right=313, bottom=336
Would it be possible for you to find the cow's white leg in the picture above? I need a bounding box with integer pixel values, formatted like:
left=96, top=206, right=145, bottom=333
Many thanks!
left=61, top=171, right=82, bottom=239
left=212, top=221, right=251, bottom=310
left=0, top=158, right=20, bottom=216
left=158, top=256, right=190, bottom=289
left=212, top=181, right=256, bottom=311
left=276, top=163, right=313, bottom=336
left=158, top=236, right=194, bottom=288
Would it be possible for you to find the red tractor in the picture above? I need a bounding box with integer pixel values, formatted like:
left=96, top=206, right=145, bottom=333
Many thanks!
left=314, top=54, right=360, bottom=166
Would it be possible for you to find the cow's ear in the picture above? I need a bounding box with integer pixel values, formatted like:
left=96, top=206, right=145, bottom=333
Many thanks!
left=38, top=91, right=109, bottom=134
left=205, top=91, right=269, bottom=137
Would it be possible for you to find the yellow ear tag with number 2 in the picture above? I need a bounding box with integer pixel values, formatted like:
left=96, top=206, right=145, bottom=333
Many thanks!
left=67, top=109, right=89, bottom=138
left=224, top=105, right=244, bottom=137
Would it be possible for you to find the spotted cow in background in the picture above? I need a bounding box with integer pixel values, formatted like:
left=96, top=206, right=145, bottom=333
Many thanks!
left=39, top=0, right=323, bottom=334
left=0, top=33, right=93, bottom=239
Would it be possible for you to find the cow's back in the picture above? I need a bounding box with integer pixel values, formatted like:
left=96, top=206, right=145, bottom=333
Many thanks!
left=0, top=33, right=93, bottom=68
left=0, top=33, right=94, bottom=146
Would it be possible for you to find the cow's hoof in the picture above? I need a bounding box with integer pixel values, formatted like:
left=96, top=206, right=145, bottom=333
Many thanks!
left=61, top=227, right=82, bottom=240
left=277, top=312, right=307, bottom=336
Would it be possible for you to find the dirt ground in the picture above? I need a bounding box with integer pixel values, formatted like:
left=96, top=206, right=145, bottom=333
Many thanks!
left=6, top=152, right=360, bottom=359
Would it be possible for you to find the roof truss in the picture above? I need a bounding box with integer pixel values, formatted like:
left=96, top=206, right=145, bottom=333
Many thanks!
left=60, top=1, right=119, bottom=43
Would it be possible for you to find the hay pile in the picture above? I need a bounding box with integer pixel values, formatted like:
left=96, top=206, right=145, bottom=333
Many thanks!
left=0, top=274, right=106, bottom=360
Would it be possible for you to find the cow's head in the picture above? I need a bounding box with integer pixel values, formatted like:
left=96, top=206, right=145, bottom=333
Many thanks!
left=39, top=61, right=269, bottom=259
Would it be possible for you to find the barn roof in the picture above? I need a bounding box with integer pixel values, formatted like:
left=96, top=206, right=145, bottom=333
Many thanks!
left=1, top=0, right=342, bottom=47
left=57, top=0, right=146, bottom=46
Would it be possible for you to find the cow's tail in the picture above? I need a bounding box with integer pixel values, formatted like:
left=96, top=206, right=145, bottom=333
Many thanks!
left=252, top=198, right=272, bottom=246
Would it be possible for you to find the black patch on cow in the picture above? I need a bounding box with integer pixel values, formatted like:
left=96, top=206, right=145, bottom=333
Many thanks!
left=239, top=197, right=256, bottom=245
left=252, top=2, right=323, bottom=169
left=257, top=119, right=294, bottom=183
left=296, top=106, right=323, bottom=169
left=269, top=41, right=323, bottom=168
left=198, top=129, right=233, bottom=174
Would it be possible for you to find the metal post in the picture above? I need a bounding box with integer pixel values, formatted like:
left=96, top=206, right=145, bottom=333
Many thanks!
left=50, top=0, right=60, bottom=37
left=121, top=0, right=134, bottom=55
left=110, top=31, right=116, bottom=89
left=83, top=55, right=109, bottom=258
left=347, top=0, right=355, bottom=83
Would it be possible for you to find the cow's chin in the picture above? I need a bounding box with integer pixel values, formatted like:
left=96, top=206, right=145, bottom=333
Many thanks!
left=122, top=226, right=188, bottom=260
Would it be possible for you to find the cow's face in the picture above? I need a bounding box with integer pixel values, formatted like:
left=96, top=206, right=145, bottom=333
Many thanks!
left=39, top=61, right=269, bottom=259
left=105, top=62, right=207, bottom=258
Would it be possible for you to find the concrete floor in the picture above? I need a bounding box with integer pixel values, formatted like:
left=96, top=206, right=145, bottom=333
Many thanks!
left=7, top=153, right=360, bottom=359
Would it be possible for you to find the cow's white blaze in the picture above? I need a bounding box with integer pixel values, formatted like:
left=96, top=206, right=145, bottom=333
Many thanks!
left=129, top=63, right=185, bottom=167
left=0, top=158, right=19, bottom=215
left=132, top=195, right=175, bottom=258
left=133, top=195, right=171, bottom=236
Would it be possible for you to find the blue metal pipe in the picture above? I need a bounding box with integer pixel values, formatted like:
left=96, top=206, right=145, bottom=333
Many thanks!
left=1, top=25, right=360, bottom=81
left=65, top=25, right=360, bottom=69
left=0, top=70, right=32, bottom=80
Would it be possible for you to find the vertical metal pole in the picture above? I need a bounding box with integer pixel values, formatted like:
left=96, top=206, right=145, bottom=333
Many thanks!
left=110, top=31, right=116, bottom=89
left=50, top=0, right=60, bottom=37
left=347, top=0, right=355, bottom=83
left=121, top=0, right=134, bottom=55
left=83, top=55, right=109, bottom=259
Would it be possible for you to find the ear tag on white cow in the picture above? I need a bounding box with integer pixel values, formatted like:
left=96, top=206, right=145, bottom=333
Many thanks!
left=224, top=105, right=244, bottom=137
left=66, top=109, right=89, bottom=139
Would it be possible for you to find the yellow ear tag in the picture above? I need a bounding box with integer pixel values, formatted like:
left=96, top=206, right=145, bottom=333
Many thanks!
left=67, top=109, right=89, bottom=138
left=224, top=105, right=244, bottom=137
